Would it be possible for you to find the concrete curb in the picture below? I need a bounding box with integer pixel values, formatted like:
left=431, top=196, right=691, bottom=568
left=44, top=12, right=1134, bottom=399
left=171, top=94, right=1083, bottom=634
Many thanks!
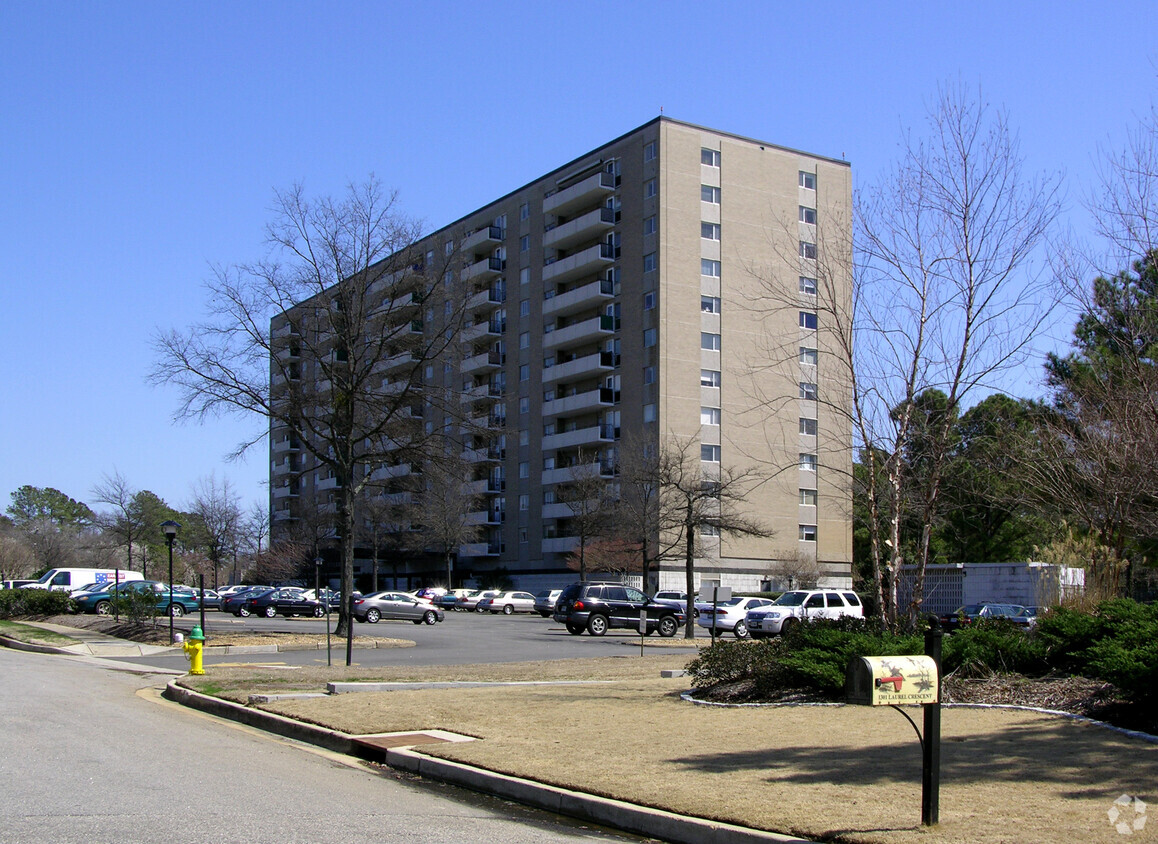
left=385, top=747, right=809, bottom=843
left=0, top=634, right=70, bottom=655
left=164, top=681, right=811, bottom=843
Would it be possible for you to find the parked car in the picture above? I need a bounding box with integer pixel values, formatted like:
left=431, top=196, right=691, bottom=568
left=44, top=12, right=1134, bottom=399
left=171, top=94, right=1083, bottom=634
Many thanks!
left=352, top=592, right=444, bottom=625
left=433, top=593, right=461, bottom=611
left=217, top=584, right=252, bottom=597
left=745, top=590, right=865, bottom=638
left=478, top=591, right=537, bottom=615
left=222, top=586, right=274, bottom=617
left=533, top=589, right=562, bottom=617
left=193, top=588, right=221, bottom=610
left=73, top=580, right=200, bottom=617
left=415, top=587, right=446, bottom=602
left=652, top=591, right=691, bottom=611
left=553, top=582, right=683, bottom=637
left=696, top=596, right=775, bottom=639
left=458, top=590, right=501, bottom=612
left=244, top=588, right=325, bottom=618
left=939, top=603, right=1033, bottom=632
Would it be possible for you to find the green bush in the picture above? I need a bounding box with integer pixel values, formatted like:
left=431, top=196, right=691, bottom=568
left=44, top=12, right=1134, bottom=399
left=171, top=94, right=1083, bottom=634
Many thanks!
left=940, top=621, right=1048, bottom=677
left=0, top=588, right=74, bottom=619
left=777, top=619, right=923, bottom=695
left=111, top=590, right=159, bottom=625
left=686, top=638, right=782, bottom=687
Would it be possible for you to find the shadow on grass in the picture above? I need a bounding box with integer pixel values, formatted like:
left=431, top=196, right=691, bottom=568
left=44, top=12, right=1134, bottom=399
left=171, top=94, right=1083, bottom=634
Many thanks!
left=669, top=717, right=1157, bottom=788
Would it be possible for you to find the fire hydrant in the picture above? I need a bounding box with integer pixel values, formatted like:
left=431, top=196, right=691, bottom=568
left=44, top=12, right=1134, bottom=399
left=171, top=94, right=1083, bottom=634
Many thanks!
left=181, top=626, right=206, bottom=675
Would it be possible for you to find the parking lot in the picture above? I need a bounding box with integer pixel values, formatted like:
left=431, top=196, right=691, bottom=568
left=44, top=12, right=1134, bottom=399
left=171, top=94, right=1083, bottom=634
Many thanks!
left=123, top=605, right=702, bottom=671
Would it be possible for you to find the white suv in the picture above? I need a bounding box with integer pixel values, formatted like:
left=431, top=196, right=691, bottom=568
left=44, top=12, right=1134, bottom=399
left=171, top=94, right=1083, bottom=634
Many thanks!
left=745, top=590, right=864, bottom=638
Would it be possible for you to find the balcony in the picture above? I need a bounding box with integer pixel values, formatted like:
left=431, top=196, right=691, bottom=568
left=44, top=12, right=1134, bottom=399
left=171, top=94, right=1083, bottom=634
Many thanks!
left=461, top=348, right=504, bottom=375
left=462, top=319, right=503, bottom=344
left=542, top=242, right=615, bottom=286
left=543, top=350, right=615, bottom=385
left=458, top=542, right=501, bottom=558
left=543, top=314, right=616, bottom=351
left=272, top=485, right=299, bottom=500
left=543, top=277, right=614, bottom=319
left=543, top=171, right=616, bottom=217
left=317, top=477, right=342, bottom=492
left=541, top=536, right=580, bottom=554
left=466, top=478, right=489, bottom=496
left=543, top=206, right=616, bottom=251
left=542, top=386, right=616, bottom=418
left=462, top=225, right=504, bottom=256
left=271, top=437, right=301, bottom=454
left=541, top=424, right=616, bottom=451
left=540, top=462, right=608, bottom=486
left=460, top=383, right=502, bottom=405
left=466, top=285, right=506, bottom=314
left=541, top=502, right=577, bottom=520
left=463, top=256, right=505, bottom=283
left=465, top=509, right=503, bottom=526
left=377, top=350, right=420, bottom=373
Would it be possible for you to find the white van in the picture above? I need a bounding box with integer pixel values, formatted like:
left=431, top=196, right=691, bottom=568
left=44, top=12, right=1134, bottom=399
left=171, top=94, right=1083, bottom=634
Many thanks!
left=22, top=568, right=143, bottom=592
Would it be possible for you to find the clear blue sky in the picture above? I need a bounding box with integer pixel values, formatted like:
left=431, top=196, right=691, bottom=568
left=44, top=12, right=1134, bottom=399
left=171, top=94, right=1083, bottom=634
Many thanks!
left=2, top=1, right=1154, bottom=517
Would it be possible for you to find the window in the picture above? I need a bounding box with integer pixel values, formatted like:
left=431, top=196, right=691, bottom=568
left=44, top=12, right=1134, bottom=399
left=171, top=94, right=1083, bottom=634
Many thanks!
left=800, top=311, right=818, bottom=330
left=799, top=171, right=816, bottom=190
left=643, top=403, right=657, bottom=423
left=701, top=444, right=721, bottom=462
left=519, top=364, right=529, bottom=382
left=518, top=299, right=530, bottom=319
left=643, top=328, right=657, bottom=347
left=643, top=365, right=655, bottom=385
left=520, top=267, right=530, bottom=285
left=520, top=235, right=530, bottom=252
left=445, top=241, right=454, bottom=255
left=643, top=215, right=656, bottom=236
left=799, top=524, right=818, bottom=542
left=701, top=148, right=721, bottom=167
left=800, top=453, right=818, bottom=471
left=799, top=276, right=818, bottom=296
left=701, top=295, right=721, bottom=314
left=799, top=417, right=818, bottom=436
left=799, top=382, right=818, bottom=400
left=701, top=406, right=721, bottom=426
left=519, top=397, right=529, bottom=414
left=701, top=523, right=721, bottom=536
left=519, top=202, right=530, bottom=221
left=701, top=259, right=721, bottom=277
left=520, top=429, right=529, bottom=446
left=799, top=206, right=817, bottom=225
left=519, top=461, right=529, bottom=479
left=701, top=332, right=721, bottom=351
left=799, top=488, right=817, bottom=506
left=799, top=241, right=817, bottom=259
left=543, top=488, right=556, bottom=504
left=701, top=184, right=721, bottom=204
left=542, top=421, right=555, bottom=436
left=701, top=222, right=721, bottom=241
left=643, top=252, right=657, bottom=272
left=643, top=141, right=656, bottom=161
left=800, top=347, right=818, bottom=365
left=701, top=369, right=721, bottom=388
left=516, top=331, right=528, bottom=350
left=644, top=179, right=657, bottom=199
left=643, top=291, right=656, bottom=310
left=519, top=494, right=529, bottom=511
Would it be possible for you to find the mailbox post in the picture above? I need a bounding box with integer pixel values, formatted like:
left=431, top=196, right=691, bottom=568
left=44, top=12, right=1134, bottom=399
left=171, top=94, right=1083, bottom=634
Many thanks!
left=844, top=616, right=943, bottom=826
left=922, top=615, right=943, bottom=825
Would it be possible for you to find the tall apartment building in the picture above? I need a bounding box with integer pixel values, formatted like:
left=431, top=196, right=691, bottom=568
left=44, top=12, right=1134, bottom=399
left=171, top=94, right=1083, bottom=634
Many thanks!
left=271, top=117, right=853, bottom=592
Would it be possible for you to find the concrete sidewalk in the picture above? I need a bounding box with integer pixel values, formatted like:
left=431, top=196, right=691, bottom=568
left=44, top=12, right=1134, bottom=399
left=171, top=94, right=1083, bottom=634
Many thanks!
left=3, top=620, right=174, bottom=657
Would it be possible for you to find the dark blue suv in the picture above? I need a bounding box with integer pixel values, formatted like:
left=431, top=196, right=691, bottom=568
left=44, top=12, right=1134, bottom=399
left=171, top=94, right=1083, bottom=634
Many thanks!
left=553, top=582, right=683, bottom=637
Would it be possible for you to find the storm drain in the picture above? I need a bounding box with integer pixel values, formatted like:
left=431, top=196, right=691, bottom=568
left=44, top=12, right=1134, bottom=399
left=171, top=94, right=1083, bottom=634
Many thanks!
left=352, top=729, right=475, bottom=762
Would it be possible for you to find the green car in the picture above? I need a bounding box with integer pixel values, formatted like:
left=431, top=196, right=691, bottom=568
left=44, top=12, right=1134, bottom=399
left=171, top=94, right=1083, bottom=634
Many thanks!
left=73, top=580, right=201, bottom=617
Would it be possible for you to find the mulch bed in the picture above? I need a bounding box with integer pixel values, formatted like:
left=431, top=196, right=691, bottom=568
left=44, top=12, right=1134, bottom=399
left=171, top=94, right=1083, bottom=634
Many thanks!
left=695, top=670, right=1155, bottom=736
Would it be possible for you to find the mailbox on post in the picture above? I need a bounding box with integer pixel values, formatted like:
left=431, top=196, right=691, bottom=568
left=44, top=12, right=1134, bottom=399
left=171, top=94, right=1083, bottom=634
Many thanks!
left=844, top=655, right=939, bottom=706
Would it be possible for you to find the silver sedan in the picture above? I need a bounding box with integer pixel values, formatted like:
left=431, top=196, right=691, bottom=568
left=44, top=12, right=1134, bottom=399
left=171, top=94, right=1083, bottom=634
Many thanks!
left=352, top=591, right=444, bottom=625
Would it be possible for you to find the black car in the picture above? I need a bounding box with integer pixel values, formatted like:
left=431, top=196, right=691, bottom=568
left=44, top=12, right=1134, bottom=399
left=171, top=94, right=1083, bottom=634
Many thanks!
left=939, top=602, right=1033, bottom=632
left=245, top=588, right=325, bottom=618
left=222, top=586, right=274, bottom=617
left=553, top=582, right=683, bottom=637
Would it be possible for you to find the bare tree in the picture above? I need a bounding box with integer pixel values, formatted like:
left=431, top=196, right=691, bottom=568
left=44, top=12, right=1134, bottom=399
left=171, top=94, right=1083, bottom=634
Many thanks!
left=186, top=474, right=242, bottom=590
left=752, top=83, right=1061, bottom=628
left=91, top=471, right=146, bottom=571
left=567, top=537, right=641, bottom=581
left=152, top=178, right=473, bottom=637
left=556, top=450, right=618, bottom=582
left=765, top=549, right=822, bottom=591
left=1090, top=104, right=1158, bottom=269
left=646, top=435, right=772, bottom=638
left=409, top=444, right=483, bottom=589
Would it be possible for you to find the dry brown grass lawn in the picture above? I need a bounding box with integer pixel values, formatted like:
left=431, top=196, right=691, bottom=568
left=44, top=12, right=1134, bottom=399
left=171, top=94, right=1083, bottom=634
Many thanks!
left=183, top=655, right=1158, bottom=844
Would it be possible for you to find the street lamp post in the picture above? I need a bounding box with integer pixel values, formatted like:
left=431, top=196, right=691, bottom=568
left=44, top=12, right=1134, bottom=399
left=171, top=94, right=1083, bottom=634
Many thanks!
left=161, top=521, right=181, bottom=643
